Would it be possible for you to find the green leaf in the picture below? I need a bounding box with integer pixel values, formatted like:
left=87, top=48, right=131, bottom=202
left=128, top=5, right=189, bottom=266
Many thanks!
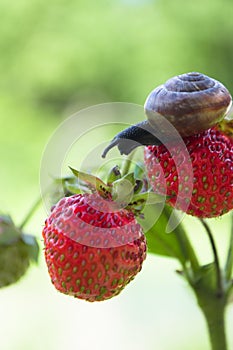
left=21, top=234, right=40, bottom=263
left=0, top=215, right=21, bottom=245
left=0, top=215, right=14, bottom=226
left=138, top=204, right=198, bottom=269
left=194, top=263, right=217, bottom=290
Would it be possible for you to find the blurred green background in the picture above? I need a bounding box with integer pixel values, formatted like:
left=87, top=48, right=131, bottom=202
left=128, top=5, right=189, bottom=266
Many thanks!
left=1, top=0, right=233, bottom=349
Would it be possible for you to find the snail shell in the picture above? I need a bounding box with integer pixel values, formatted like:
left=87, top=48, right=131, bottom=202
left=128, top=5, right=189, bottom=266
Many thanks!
left=144, top=72, right=232, bottom=137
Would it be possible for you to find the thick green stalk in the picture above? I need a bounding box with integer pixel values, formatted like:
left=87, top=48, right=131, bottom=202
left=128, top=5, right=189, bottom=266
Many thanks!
left=195, top=291, right=228, bottom=350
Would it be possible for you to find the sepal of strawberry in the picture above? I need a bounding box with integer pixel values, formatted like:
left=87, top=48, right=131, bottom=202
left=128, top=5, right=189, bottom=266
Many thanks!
left=106, top=165, right=121, bottom=184
left=66, top=166, right=164, bottom=214
left=217, top=119, right=233, bottom=139
left=69, top=167, right=112, bottom=198
left=112, top=172, right=136, bottom=204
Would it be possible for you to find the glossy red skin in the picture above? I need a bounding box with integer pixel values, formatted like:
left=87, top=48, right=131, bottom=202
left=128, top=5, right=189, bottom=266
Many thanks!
left=42, top=194, right=146, bottom=302
left=144, top=128, right=233, bottom=218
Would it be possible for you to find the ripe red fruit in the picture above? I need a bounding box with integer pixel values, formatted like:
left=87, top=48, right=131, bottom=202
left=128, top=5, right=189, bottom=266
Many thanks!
left=144, top=128, right=233, bottom=218
left=42, top=193, right=146, bottom=302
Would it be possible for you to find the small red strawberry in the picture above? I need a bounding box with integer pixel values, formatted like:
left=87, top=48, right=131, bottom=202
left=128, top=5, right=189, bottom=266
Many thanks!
left=42, top=193, right=146, bottom=302
left=144, top=127, right=233, bottom=218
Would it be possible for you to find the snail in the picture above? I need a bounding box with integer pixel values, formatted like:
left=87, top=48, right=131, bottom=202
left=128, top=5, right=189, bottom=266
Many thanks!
left=102, top=72, right=232, bottom=157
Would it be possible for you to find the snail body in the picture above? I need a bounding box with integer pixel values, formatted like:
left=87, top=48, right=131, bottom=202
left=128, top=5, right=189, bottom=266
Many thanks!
left=145, top=72, right=232, bottom=137
left=102, top=72, right=232, bottom=157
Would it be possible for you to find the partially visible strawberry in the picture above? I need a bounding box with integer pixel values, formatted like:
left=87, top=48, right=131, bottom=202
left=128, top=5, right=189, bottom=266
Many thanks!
left=144, top=127, right=233, bottom=218
left=42, top=193, right=146, bottom=302
left=0, top=215, right=39, bottom=287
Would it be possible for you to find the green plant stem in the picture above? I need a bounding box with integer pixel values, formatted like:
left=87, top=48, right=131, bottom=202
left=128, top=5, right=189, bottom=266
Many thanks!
left=19, top=195, right=42, bottom=230
left=121, top=151, right=135, bottom=176
left=174, top=219, right=200, bottom=273
left=164, top=206, right=200, bottom=273
left=195, top=291, right=227, bottom=350
left=193, top=218, right=230, bottom=350
left=200, top=218, right=223, bottom=297
left=225, top=213, right=233, bottom=280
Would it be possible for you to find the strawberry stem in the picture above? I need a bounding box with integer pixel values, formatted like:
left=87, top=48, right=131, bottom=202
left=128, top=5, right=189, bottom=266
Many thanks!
left=121, top=150, right=135, bottom=176
left=165, top=207, right=200, bottom=273
left=175, top=222, right=200, bottom=273
left=225, top=213, right=233, bottom=281
left=192, top=217, right=229, bottom=350
left=19, top=195, right=42, bottom=230
left=200, top=218, right=223, bottom=297
left=195, top=291, right=227, bottom=350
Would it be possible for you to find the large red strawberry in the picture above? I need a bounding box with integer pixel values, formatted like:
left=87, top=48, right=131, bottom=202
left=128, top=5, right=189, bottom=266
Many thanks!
left=42, top=193, right=146, bottom=302
left=144, top=127, right=233, bottom=218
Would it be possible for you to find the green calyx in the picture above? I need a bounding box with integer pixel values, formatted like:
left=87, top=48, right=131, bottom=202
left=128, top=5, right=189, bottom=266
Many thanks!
left=59, top=166, right=165, bottom=216
left=217, top=119, right=233, bottom=138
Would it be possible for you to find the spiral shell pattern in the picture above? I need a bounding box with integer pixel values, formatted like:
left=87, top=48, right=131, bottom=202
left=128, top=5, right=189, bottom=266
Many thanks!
left=144, top=72, right=232, bottom=137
